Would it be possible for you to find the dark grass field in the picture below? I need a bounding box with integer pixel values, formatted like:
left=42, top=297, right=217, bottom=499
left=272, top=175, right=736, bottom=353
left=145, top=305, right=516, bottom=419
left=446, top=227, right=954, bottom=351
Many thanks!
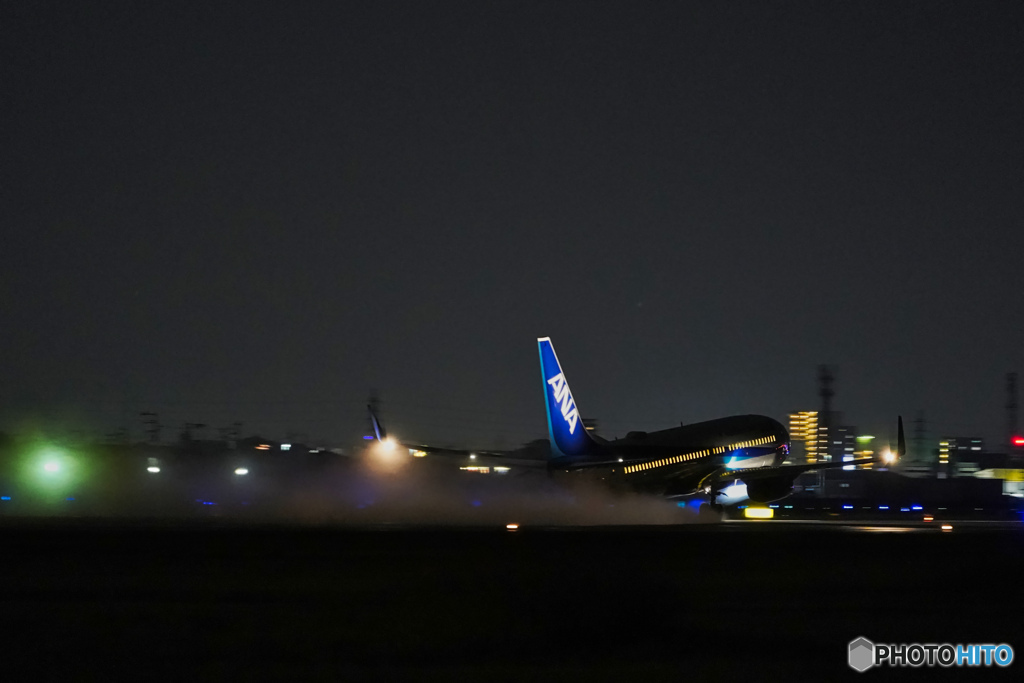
left=2, top=520, right=1021, bottom=681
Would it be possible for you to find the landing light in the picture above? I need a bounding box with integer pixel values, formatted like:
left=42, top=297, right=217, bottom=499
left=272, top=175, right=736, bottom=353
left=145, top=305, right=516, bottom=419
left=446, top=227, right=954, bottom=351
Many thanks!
left=147, top=466, right=161, bottom=473
left=234, top=467, right=249, bottom=475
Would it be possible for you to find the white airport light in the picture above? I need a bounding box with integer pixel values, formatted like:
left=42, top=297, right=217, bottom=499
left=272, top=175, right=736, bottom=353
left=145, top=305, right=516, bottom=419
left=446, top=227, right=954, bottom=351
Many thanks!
left=941, top=524, right=953, bottom=532
left=281, top=443, right=291, bottom=451
left=469, top=454, right=477, bottom=460
left=147, top=466, right=161, bottom=473
left=43, top=462, right=60, bottom=473
left=234, top=467, right=249, bottom=475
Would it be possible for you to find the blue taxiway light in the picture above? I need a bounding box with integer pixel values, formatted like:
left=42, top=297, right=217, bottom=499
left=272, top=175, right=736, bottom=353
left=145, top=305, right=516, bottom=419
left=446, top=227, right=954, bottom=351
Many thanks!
left=843, top=505, right=853, bottom=509
left=362, top=435, right=374, bottom=440
left=879, top=506, right=889, bottom=510
left=1, top=496, right=10, bottom=501
left=911, top=505, right=923, bottom=510
left=676, top=501, right=686, bottom=507
left=900, top=508, right=910, bottom=512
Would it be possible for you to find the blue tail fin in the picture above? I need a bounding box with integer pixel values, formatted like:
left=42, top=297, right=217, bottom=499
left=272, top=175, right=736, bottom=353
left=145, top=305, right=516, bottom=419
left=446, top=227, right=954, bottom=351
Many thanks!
left=537, top=338, right=598, bottom=458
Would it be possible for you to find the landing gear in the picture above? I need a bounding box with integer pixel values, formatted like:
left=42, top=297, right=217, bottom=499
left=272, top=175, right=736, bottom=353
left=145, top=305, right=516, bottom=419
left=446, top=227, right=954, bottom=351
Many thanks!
left=696, top=478, right=725, bottom=522
left=698, top=501, right=724, bottom=521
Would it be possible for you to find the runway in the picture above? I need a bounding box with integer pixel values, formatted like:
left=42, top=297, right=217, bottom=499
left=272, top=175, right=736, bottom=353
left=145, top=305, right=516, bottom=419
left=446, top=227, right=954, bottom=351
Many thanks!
left=2, top=518, right=1021, bottom=680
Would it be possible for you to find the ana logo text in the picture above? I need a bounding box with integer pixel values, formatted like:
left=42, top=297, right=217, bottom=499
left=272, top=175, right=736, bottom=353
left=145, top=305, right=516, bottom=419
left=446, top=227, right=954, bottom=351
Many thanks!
left=546, top=373, right=579, bottom=435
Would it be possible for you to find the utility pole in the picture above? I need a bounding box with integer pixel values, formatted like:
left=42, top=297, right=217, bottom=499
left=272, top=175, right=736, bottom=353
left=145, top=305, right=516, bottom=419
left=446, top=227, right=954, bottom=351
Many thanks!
left=913, top=412, right=926, bottom=466
left=1007, top=372, right=1018, bottom=450
left=140, top=412, right=161, bottom=444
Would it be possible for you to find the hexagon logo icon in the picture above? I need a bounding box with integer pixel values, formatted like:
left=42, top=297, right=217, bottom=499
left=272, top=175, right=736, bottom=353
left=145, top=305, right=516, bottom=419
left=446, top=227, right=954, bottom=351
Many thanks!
left=849, top=637, right=875, bottom=672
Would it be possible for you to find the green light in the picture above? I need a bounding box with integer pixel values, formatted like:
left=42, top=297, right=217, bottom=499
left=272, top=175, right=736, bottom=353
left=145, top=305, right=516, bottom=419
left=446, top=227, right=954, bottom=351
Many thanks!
left=856, top=435, right=875, bottom=443
left=14, top=443, right=89, bottom=504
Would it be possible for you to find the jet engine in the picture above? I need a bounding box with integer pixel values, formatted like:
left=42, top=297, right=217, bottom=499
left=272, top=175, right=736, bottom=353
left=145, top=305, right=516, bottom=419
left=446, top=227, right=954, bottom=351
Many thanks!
left=744, top=477, right=795, bottom=503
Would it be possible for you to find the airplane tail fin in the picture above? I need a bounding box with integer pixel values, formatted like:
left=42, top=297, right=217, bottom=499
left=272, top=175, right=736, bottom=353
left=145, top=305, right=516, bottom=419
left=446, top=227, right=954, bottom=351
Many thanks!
left=537, top=338, right=599, bottom=458
left=368, top=404, right=387, bottom=441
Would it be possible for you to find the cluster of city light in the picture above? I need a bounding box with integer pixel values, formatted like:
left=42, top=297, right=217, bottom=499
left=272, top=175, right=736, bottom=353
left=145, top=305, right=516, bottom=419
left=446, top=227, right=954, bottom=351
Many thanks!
left=788, top=411, right=819, bottom=463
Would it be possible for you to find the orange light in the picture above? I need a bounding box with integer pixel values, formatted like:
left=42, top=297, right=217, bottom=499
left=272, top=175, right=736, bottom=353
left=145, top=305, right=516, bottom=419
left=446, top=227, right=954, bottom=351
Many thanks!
left=506, top=523, right=519, bottom=531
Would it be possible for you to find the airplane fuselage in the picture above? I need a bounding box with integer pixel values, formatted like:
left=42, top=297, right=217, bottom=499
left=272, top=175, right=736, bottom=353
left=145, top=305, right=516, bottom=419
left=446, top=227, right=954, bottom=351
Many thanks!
left=549, top=414, right=789, bottom=499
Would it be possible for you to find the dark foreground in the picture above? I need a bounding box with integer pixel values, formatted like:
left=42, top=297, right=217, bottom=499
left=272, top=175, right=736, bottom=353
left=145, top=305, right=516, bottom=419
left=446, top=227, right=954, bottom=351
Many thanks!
left=3, top=520, right=1021, bottom=681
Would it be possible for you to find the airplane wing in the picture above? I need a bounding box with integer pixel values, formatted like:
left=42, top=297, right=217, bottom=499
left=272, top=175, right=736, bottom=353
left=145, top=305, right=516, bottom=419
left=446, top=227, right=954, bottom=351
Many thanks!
left=400, top=442, right=548, bottom=469
left=367, top=405, right=548, bottom=469
left=715, top=456, right=881, bottom=485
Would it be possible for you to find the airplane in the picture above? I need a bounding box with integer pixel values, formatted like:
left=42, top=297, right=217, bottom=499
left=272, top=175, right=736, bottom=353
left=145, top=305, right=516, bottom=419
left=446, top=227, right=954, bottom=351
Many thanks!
left=369, top=337, right=905, bottom=515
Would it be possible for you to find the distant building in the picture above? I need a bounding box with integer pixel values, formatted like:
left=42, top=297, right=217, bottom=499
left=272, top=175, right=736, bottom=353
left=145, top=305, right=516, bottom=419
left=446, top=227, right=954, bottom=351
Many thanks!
left=938, top=436, right=983, bottom=478
left=828, top=424, right=858, bottom=468
left=788, top=411, right=819, bottom=464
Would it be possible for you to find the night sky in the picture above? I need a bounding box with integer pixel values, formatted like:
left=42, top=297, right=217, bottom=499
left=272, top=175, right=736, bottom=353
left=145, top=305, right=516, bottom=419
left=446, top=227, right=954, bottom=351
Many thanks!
left=3, top=2, right=1023, bottom=448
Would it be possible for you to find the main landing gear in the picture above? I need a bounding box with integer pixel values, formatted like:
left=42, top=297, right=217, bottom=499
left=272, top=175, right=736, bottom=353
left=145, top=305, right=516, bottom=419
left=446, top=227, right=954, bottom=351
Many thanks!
left=697, top=480, right=725, bottom=521
left=697, top=501, right=724, bottom=520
